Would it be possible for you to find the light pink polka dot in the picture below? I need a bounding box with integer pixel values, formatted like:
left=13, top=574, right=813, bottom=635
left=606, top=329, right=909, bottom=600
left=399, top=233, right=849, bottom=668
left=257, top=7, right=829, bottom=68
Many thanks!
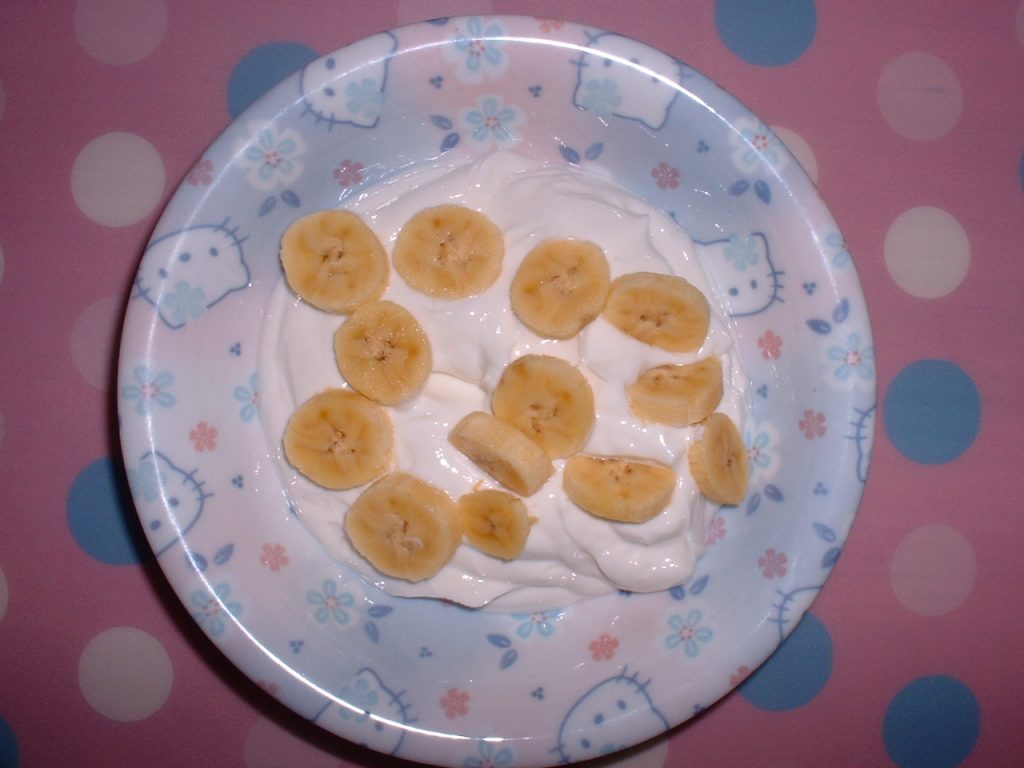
left=877, top=52, right=962, bottom=141
left=771, top=125, right=818, bottom=184
left=74, top=0, right=168, bottom=66
left=71, top=295, right=124, bottom=390
left=0, top=562, right=8, bottom=622
left=891, top=524, right=976, bottom=617
left=396, top=0, right=495, bottom=26
left=243, top=717, right=341, bottom=768
left=884, top=206, right=970, bottom=299
left=71, top=132, right=165, bottom=227
left=78, top=627, right=174, bottom=721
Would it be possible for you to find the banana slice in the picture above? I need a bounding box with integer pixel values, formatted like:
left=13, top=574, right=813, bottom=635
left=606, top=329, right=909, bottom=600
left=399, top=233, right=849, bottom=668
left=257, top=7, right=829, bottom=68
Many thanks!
left=627, top=358, right=724, bottom=427
left=393, top=204, right=504, bottom=299
left=510, top=239, right=611, bottom=339
left=280, top=210, right=389, bottom=314
left=334, top=300, right=433, bottom=405
left=603, top=272, right=711, bottom=352
left=688, top=412, right=749, bottom=505
left=283, top=388, right=392, bottom=490
left=491, top=354, right=595, bottom=458
left=563, top=455, right=677, bottom=523
left=449, top=411, right=553, bottom=497
left=345, top=472, right=462, bottom=581
left=458, top=488, right=536, bottom=560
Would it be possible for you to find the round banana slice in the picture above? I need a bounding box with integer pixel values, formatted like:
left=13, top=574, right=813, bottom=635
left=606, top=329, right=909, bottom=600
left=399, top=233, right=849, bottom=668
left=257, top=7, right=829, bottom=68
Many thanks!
left=283, top=388, right=392, bottom=490
left=603, top=272, right=711, bottom=352
left=449, top=411, right=553, bottom=497
left=345, top=472, right=462, bottom=582
left=491, top=354, right=595, bottom=458
left=393, top=204, right=504, bottom=298
left=510, top=238, right=611, bottom=339
left=688, top=412, right=749, bottom=505
left=563, top=455, right=677, bottom=523
left=334, top=300, right=433, bottom=406
left=457, top=489, right=536, bottom=560
left=627, top=358, right=724, bottom=427
left=280, top=209, right=389, bottom=314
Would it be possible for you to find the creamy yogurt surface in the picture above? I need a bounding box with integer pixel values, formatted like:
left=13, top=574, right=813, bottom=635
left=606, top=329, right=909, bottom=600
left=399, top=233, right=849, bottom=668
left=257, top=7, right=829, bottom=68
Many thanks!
left=259, top=150, right=747, bottom=612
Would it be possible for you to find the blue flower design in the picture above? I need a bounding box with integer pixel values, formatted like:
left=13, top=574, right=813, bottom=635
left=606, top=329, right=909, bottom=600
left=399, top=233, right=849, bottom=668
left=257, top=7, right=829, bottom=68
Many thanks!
left=728, top=116, right=789, bottom=175
left=239, top=122, right=305, bottom=191
left=723, top=233, right=761, bottom=271
left=345, top=78, right=383, bottom=120
left=338, top=676, right=378, bottom=722
left=127, top=457, right=163, bottom=502
left=464, top=96, right=520, bottom=143
left=453, top=17, right=505, bottom=77
left=580, top=78, right=621, bottom=117
left=308, top=579, right=355, bottom=625
left=191, top=583, right=241, bottom=638
left=160, top=280, right=206, bottom=326
left=826, top=332, right=875, bottom=382
left=665, top=609, right=713, bottom=657
left=746, top=428, right=774, bottom=476
left=826, top=231, right=851, bottom=268
left=512, top=610, right=562, bottom=639
left=234, top=372, right=259, bottom=422
left=121, top=365, right=175, bottom=415
left=464, top=740, right=515, bottom=768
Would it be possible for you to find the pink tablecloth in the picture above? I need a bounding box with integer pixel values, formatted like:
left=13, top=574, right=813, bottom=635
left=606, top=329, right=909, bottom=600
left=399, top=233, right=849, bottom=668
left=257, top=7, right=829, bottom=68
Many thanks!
left=1, top=1, right=1022, bottom=766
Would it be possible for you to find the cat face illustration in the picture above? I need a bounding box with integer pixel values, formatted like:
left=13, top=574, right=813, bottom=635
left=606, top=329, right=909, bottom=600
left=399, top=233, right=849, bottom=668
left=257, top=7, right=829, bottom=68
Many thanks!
left=126, top=451, right=212, bottom=556
left=313, top=667, right=410, bottom=756
left=697, top=232, right=784, bottom=318
left=299, top=32, right=397, bottom=130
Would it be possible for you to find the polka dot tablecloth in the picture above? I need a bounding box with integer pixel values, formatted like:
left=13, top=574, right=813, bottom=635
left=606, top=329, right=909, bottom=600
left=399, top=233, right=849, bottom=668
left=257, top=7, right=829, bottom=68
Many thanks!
left=0, top=1, right=1021, bottom=767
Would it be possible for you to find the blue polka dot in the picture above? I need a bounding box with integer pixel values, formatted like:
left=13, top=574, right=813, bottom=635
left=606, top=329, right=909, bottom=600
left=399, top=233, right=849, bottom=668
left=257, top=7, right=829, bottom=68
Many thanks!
left=67, top=457, right=149, bottom=566
left=884, top=675, right=980, bottom=768
left=715, top=0, right=817, bottom=66
left=884, top=359, right=981, bottom=464
left=739, top=612, right=832, bottom=710
left=0, top=717, right=17, bottom=768
left=227, top=41, right=318, bottom=119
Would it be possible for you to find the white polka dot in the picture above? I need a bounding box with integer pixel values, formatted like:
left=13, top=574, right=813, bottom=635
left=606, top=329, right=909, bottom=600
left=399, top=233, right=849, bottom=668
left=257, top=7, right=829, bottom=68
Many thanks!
left=71, top=295, right=124, bottom=390
left=74, top=0, right=168, bottom=66
left=244, top=717, right=341, bottom=768
left=602, top=735, right=670, bottom=768
left=71, top=132, right=165, bottom=227
left=0, top=563, right=8, bottom=622
left=891, top=524, right=976, bottom=617
left=884, top=206, right=970, bottom=298
left=78, top=627, right=173, bottom=721
left=396, top=0, right=495, bottom=26
left=771, top=125, right=818, bottom=184
left=877, top=52, right=962, bottom=141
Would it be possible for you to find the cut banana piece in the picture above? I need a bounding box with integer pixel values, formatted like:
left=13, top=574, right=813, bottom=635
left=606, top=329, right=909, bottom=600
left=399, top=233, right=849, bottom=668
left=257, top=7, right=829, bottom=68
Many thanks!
left=510, top=238, right=611, bottom=339
left=563, top=455, right=677, bottom=523
left=458, top=489, right=536, bottom=560
left=688, top=412, right=749, bottom=505
left=449, top=411, right=553, bottom=497
left=603, top=272, right=711, bottom=352
left=491, top=354, right=595, bottom=458
left=393, top=204, right=504, bottom=299
left=345, top=472, right=461, bottom=582
left=627, top=358, right=724, bottom=427
left=283, top=388, right=392, bottom=490
left=334, top=300, right=433, bottom=405
left=280, top=210, right=389, bottom=314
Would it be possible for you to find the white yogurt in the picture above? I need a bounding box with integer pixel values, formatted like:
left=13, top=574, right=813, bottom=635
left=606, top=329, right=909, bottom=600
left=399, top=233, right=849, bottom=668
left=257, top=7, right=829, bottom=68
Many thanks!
left=258, top=151, right=747, bottom=611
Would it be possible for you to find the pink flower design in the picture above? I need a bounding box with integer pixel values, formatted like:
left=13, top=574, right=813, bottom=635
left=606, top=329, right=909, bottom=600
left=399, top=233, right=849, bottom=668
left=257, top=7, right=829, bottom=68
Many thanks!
left=706, top=515, right=726, bottom=546
left=758, top=548, right=788, bottom=579
left=440, top=687, right=469, bottom=719
left=729, top=666, right=751, bottom=687
left=651, top=161, right=680, bottom=190
left=186, top=158, right=214, bottom=185
left=260, top=543, right=289, bottom=572
left=799, top=410, right=826, bottom=439
left=757, top=330, right=782, bottom=360
left=538, top=18, right=565, bottom=33
left=189, top=421, right=218, bottom=451
left=333, top=160, right=365, bottom=188
left=589, top=633, right=619, bottom=661
left=257, top=680, right=279, bottom=697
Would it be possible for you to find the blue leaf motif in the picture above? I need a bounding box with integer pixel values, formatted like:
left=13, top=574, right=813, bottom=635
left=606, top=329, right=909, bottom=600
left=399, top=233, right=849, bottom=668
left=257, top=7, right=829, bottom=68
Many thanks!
left=280, top=189, right=300, bottom=207
left=500, top=649, right=518, bottom=670
left=822, top=547, right=842, bottom=568
left=669, top=585, right=686, bottom=601
left=487, top=633, right=512, bottom=649
left=833, top=298, right=850, bottom=324
left=364, top=621, right=380, bottom=643
left=560, top=144, right=581, bottom=165
left=688, top=574, right=710, bottom=596
left=754, top=179, right=771, bottom=204
left=430, top=114, right=453, bottom=130
left=440, top=132, right=459, bottom=152
left=425, top=17, right=450, bottom=25
left=746, top=492, right=762, bottom=516
left=584, top=142, right=604, bottom=160
left=367, top=605, right=393, bottom=618
left=813, top=522, right=837, bottom=543
left=728, top=180, right=750, bottom=196
left=807, top=319, right=832, bottom=335
left=187, top=552, right=208, bottom=573
left=764, top=484, right=784, bottom=502
left=213, top=544, right=234, bottom=566
left=258, top=196, right=276, bottom=217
